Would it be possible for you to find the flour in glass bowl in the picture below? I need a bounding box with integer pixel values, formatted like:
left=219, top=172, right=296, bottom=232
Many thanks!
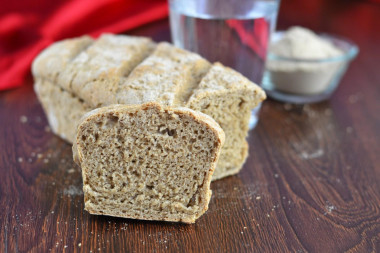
left=267, top=26, right=344, bottom=95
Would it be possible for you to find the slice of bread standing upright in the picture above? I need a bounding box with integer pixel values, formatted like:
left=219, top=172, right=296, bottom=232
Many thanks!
left=73, top=102, right=225, bottom=223
left=187, top=63, right=264, bottom=180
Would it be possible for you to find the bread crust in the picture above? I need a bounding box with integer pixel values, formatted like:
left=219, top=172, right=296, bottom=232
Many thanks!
left=34, top=34, right=265, bottom=181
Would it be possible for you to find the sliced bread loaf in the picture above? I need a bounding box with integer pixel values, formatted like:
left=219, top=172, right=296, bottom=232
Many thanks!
left=33, top=34, right=265, bottom=180
left=73, top=102, right=224, bottom=223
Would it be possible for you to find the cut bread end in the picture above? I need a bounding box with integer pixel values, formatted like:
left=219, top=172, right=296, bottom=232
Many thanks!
left=73, top=102, right=224, bottom=223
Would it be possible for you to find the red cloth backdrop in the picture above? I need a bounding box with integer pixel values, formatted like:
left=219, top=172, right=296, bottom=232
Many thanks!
left=0, top=0, right=168, bottom=91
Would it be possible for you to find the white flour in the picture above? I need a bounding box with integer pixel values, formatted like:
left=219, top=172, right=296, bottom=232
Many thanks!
left=267, top=27, right=344, bottom=95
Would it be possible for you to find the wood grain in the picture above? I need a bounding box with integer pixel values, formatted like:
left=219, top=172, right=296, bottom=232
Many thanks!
left=1, top=1, right=380, bottom=252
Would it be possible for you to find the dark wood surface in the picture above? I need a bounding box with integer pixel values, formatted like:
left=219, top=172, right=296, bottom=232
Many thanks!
left=1, top=1, right=380, bottom=252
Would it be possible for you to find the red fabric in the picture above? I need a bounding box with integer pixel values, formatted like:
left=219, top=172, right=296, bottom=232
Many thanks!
left=226, top=18, right=269, bottom=60
left=0, top=0, right=168, bottom=91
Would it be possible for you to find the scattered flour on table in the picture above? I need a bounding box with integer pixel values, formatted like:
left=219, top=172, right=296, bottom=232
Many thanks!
left=67, top=168, right=76, bottom=174
left=324, top=201, right=337, bottom=215
left=300, top=149, right=324, bottom=160
left=20, top=115, right=28, bottom=123
left=212, top=183, right=266, bottom=200
left=63, top=185, right=83, bottom=196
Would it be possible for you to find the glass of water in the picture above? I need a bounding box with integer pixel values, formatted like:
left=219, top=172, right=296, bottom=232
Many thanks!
left=169, top=0, right=281, bottom=129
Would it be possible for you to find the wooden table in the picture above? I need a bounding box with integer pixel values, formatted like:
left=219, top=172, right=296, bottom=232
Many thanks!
left=1, top=1, right=379, bottom=252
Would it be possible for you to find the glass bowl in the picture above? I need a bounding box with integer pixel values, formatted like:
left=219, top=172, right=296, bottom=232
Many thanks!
left=262, top=31, right=359, bottom=104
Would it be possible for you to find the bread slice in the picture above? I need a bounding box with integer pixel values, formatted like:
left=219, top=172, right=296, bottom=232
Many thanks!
left=34, top=78, right=91, bottom=142
left=33, top=34, right=265, bottom=181
left=187, top=63, right=264, bottom=180
left=32, top=34, right=156, bottom=107
left=73, top=102, right=225, bottom=223
left=117, top=42, right=211, bottom=106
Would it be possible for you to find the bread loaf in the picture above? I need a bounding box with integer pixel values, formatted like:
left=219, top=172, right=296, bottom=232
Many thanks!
left=33, top=34, right=266, bottom=180
left=73, top=102, right=224, bottom=223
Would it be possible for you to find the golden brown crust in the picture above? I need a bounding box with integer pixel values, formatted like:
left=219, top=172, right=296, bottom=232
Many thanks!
left=34, top=34, right=265, bottom=181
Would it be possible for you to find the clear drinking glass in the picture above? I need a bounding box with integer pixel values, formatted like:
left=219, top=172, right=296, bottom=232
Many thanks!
left=169, top=0, right=281, bottom=129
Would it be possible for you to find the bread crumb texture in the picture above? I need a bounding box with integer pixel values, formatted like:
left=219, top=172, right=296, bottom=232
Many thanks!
left=74, top=103, right=224, bottom=223
left=33, top=34, right=265, bottom=180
